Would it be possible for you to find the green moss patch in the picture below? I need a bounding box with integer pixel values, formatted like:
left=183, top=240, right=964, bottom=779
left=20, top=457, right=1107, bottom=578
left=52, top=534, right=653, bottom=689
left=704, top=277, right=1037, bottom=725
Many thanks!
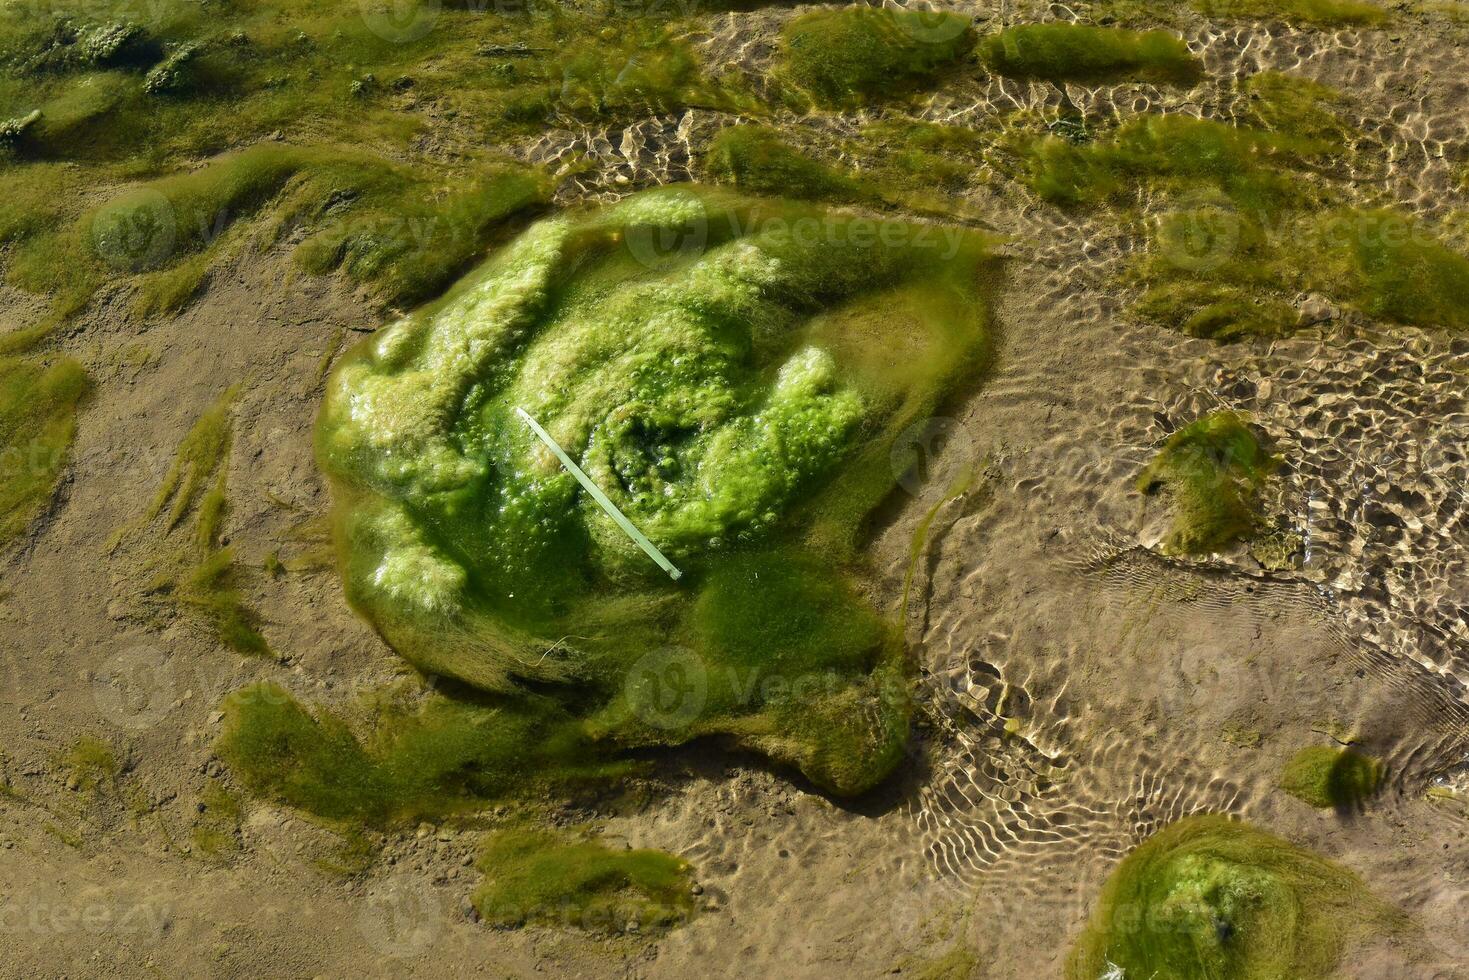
left=776, top=7, right=975, bottom=108
left=60, top=736, right=120, bottom=795
left=0, top=354, right=87, bottom=547
left=109, top=386, right=270, bottom=656
left=473, top=826, right=694, bottom=931
left=1278, top=746, right=1383, bottom=809
left=1309, top=210, right=1469, bottom=331
left=1195, top=0, right=1390, bottom=26
left=216, top=682, right=634, bottom=827
left=979, top=24, right=1202, bottom=85
left=318, top=186, right=1000, bottom=795
left=1069, top=814, right=1408, bottom=980
left=1006, top=74, right=1469, bottom=340
left=1137, top=411, right=1278, bottom=555
left=703, top=125, right=871, bottom=203
left=0, top=3, right=726, bottom=321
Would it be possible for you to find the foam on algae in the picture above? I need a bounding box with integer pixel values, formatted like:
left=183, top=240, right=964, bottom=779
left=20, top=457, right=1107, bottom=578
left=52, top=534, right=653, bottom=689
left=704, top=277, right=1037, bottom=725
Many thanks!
left=317, top=185, right=1001, bottom=795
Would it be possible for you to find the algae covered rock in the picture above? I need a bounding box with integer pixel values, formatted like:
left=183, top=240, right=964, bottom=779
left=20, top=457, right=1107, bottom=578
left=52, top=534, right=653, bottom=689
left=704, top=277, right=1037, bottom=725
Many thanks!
left=318, top=186, right=1000, bottom=795
left=1068, top=814, right=1408, bottom=980
left=1137, top=410, right=1278, bottom=556
left=1278, top=745, right=1383, bottom=809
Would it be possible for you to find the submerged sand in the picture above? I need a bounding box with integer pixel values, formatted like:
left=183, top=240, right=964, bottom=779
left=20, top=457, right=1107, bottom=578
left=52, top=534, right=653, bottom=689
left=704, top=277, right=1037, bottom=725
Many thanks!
left=3, top=4, right=1469, bottom=978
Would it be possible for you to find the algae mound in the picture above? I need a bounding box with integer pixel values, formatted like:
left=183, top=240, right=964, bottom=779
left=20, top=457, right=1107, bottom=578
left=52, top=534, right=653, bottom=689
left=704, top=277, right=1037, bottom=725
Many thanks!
left=978, top=24, right=1202, bottom=85
left=777, top=7, right=975, bottom=108
left=1278, top=745, right=1383, bottom=809
left=318, top=186, right=999, bottom=795
left=473, top=826, right=695, bottom=931
left=1137, top=411, right=1277, bottom=556
left=1068, top=814, right=1408, bottom=980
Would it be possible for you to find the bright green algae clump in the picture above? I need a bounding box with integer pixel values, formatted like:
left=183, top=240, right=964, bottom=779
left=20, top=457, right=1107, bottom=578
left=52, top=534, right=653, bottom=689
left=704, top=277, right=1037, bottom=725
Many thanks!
left=1278, top=746, right=1383, bottom=809
left=318, top=186, right=999, bottom=795
left=473, top=827, right=695, bottom=931
left=1068, top=815, right=1408, bottom=980
left=777, top=7, right=975, bottom=108
left=979, top=24, right=1202, bottom=85
left=1137, top=411, right=1277, bottom=555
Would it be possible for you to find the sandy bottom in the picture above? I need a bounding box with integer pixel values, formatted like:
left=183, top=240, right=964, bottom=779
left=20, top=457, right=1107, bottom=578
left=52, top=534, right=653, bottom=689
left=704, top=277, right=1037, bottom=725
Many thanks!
left=4, top=4, right=1469, bottom=978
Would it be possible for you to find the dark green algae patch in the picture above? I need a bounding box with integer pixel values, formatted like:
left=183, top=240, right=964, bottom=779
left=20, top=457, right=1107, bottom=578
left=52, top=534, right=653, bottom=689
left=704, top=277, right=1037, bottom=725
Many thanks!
left=1068, top=815, right=1409, bottom=980
left=315, top=185, right=1001, bottom=797
left=979, top=24, right=1202, bottom=86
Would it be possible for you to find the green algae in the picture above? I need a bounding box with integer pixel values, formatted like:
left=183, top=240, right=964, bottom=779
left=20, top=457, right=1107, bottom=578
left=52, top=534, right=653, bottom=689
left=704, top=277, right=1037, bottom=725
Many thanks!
left=216, top=682, right=633, bottom=827
left=978, top=24, right=1202, bottom=85
left=1278, top=746, right=1383, bottom=809
left=0, top=354, right=88, bottom=548
left=1137, top=411, right=1278, bottom=555
left=776, top=7, right=975, bottom=109
left=0, top=2, right=724, bottom=321
left=318, top=186, right=999, bottom=795
left=1309, top=209, right=1469, bottom=331
left=703, top=126, right=872, bottom=204
left=857, top=119, right=988, bottom=191
left=1001, top=74, right=1469, bottom=341
left=1195, top=0, right=1389, bottom=26
left=189, top=778, right=243, bottom=860
left=60, top=737, right=120, bottom=796
left=473, top=826, right=695, bottom=931
left=1068, top=815, right=1408, bottom=980
left=1018, top=112, right=1324, bottom=211
left=111, top=386, right=270, bottom=657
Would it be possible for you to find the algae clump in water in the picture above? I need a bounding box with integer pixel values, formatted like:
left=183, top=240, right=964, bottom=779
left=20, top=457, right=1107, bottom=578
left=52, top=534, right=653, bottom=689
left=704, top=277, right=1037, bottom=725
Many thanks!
left=979, top=24, right=1202, bottom=85
left=1068, top=814, right=1408, bottom=980
left=473, top=826, right=695, bottom=931
left=776, top=7, right=975, bottom=108
left=1278, top=745, right=1383, bottom=809
left=317, top=185, right=1000, bottom=795
left=1137, top=410, right=1277, bottom=555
